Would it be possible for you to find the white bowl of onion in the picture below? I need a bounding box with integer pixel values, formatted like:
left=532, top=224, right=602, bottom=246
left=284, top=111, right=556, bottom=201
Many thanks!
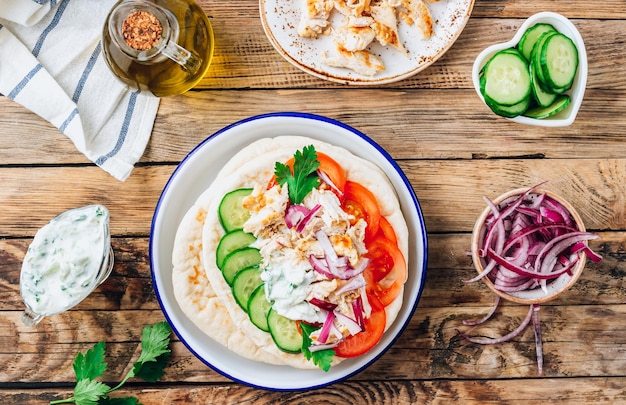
left=470, top=185, right=601, bottom=305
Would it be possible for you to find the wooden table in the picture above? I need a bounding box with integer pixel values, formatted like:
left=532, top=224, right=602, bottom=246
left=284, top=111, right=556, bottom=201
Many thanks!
left=1, top=1, right=625, bottom=403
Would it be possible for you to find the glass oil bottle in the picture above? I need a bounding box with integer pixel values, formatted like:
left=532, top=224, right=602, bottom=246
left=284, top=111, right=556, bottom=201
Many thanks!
left=102, top=0, right=214, bottom=97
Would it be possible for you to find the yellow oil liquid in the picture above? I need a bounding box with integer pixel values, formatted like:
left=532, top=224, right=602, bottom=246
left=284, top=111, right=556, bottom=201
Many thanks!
left=103, top=0, right=214, bottom=97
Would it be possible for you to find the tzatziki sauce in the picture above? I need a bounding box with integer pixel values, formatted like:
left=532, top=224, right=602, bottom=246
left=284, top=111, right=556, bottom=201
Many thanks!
left=20, top=205, right=113, bottom=324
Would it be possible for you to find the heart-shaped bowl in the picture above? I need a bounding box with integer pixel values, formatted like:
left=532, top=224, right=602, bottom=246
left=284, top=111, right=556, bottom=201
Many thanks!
left=472, top=12, right=587, bottom=127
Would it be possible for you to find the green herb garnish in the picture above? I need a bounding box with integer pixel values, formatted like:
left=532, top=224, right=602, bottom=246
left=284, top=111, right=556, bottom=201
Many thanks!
left=51, top=322, right=172, bottom=405
left=300, top=322, right=335, bottom=372
left=274, top=145, right=320, bottom=204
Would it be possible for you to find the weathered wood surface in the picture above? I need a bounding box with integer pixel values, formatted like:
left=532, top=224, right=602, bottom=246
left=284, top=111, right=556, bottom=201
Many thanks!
left=1, top=0, right=625, bottom=403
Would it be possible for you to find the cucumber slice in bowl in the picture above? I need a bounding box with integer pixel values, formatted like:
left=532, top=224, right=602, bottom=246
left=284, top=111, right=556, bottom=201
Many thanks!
left=524, top=95, right=571, bottom=119
left=529, top=62, right=558, bottom=108
left=530, top=31, right=558, bottom=93
left=481, top=49, right=531, bottom=106
left=485, top=95, right=531, bottom=118
left=518, top=23, right=556, bottom=61
left=539, top=33, right=579, bottom=91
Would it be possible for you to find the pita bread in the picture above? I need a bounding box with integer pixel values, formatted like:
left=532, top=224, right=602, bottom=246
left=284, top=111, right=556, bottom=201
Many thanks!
left=173, top=136, right=408, bottom=369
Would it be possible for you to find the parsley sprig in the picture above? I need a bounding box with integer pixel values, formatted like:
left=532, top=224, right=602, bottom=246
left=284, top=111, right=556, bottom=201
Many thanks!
left=50, top=322, right=172, bottom=405
left=300, top=322, right=335, bottom=372
left=274, top=145, right=320, bottom=204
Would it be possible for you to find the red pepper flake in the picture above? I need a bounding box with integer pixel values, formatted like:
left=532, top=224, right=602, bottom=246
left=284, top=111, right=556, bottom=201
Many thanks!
left=122, top=11, right=162, bottom=51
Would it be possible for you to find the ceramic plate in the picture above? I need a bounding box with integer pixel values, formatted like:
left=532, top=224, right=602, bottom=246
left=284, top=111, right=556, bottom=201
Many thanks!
left=150, top=112, right=428, bottom=390
left=259, top=0, right=474, bottom=84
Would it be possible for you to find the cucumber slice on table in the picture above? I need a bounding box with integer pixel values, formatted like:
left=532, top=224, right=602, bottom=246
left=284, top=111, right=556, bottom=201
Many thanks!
left=216, top=229, right=256, bottom=269
left=518, top=23, right=556, bottom=61
left=247, top=284, right=272, bottom=332
left=232, top=266, right=263, bottom=312
left=218, top=188, right=253, bottom=232
left=524, top=95, right=571, bottom=119
left=539, top=33, right=579, bottom=91
left=481, top=49, right=531, bottom=107
left=221, top=247, right=262, bottom=285
left=267, top=309, right=303, bottom=353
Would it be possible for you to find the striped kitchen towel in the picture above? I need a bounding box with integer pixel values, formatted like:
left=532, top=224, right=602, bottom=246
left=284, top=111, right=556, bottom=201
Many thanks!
left=0, top=0, right=160, bottom=181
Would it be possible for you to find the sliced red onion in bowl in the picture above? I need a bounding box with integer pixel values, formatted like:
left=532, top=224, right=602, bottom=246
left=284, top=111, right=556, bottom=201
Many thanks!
left=471, top=186, right=602, bottom=303
left=464, top=185, right=604, bottom=376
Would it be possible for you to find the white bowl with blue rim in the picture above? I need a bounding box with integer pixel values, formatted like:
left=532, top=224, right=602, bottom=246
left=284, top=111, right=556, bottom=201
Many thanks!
left=149, top=112, right=428, bottom=390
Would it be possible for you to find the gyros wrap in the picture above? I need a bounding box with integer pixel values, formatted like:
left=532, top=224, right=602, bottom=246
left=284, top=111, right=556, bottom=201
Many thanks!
left=172, top=136, right=408, bottom=369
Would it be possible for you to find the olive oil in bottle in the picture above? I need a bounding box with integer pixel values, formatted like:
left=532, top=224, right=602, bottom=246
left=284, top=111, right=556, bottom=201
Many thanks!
left=102, top=0, right=214, bottom=97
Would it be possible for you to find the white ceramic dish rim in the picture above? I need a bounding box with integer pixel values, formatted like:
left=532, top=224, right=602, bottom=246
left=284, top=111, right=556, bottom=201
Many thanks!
left=471, top=12, right=588, bottom=127
left=259, top=0, right=475, bottom=85
left=149, top=112, right=428, bottom=391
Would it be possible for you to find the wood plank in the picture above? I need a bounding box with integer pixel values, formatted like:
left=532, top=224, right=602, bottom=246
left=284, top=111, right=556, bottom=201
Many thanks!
left=0, top=158, right=624, bottom=236
left=147, top=88, right=626, bottom=163
left=1, top=303, right=624, bottom=383
left=3, top=377, right=626, bottom=404
left=1, top=86, right=625, bottom=165
left=1, top=232, right=623, bottom=312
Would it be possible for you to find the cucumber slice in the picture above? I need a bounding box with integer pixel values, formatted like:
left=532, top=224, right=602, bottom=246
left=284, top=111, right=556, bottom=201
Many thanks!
left=216, top=229, right=256, bottom=269
left=518, top=23, right=556, bottom=61
left=523, top=95, right=571, bottom=119
left=247, top=284, right=272, bottom=332
left=481, top=49, right=531, bottom=106
left=539, top=33, right=579, bottom=91
left=221, top=247, right=262, bottom=285
left=232, top=266, right=263, bottom=312
left=485, top=94, right=531, bottom=118
left=531, top=31, right=558, bottom=92
left=267, top=309, right=303, bottom=353
left=530, top=62, right=558, bottom=107
left=218, top=188, right=253, bottom=232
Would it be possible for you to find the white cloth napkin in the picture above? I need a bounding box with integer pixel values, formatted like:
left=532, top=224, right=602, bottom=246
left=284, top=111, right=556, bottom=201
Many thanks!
left=0, top=0, right=160, bottom=181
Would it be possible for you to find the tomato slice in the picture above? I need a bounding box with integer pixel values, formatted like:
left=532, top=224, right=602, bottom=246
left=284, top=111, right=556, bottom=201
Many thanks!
left=363, top=236, right=407, bottom=307
left=342, top=181, right=381, bottom=241
left=266, top=152, right=346, bottom=196
left=377, top=216, right=397, bottom=245
left=316, top=152, right=346, bottom=197
left=334, top=293, right=386, bottom=358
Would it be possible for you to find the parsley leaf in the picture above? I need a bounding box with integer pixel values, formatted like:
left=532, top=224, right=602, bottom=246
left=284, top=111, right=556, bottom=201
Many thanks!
left=274, top=145, right=320, bottom=204
left=300, top=322, right=335, bottom=372
left=128, top=321, right=172, bottom=382
left=132, top=351, right=171, bottom=383
left=72, top=379, right=110, bottom=405
left=50, top=322, right=172, bottom=405
left=73, top=341, right=107, bottom=381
